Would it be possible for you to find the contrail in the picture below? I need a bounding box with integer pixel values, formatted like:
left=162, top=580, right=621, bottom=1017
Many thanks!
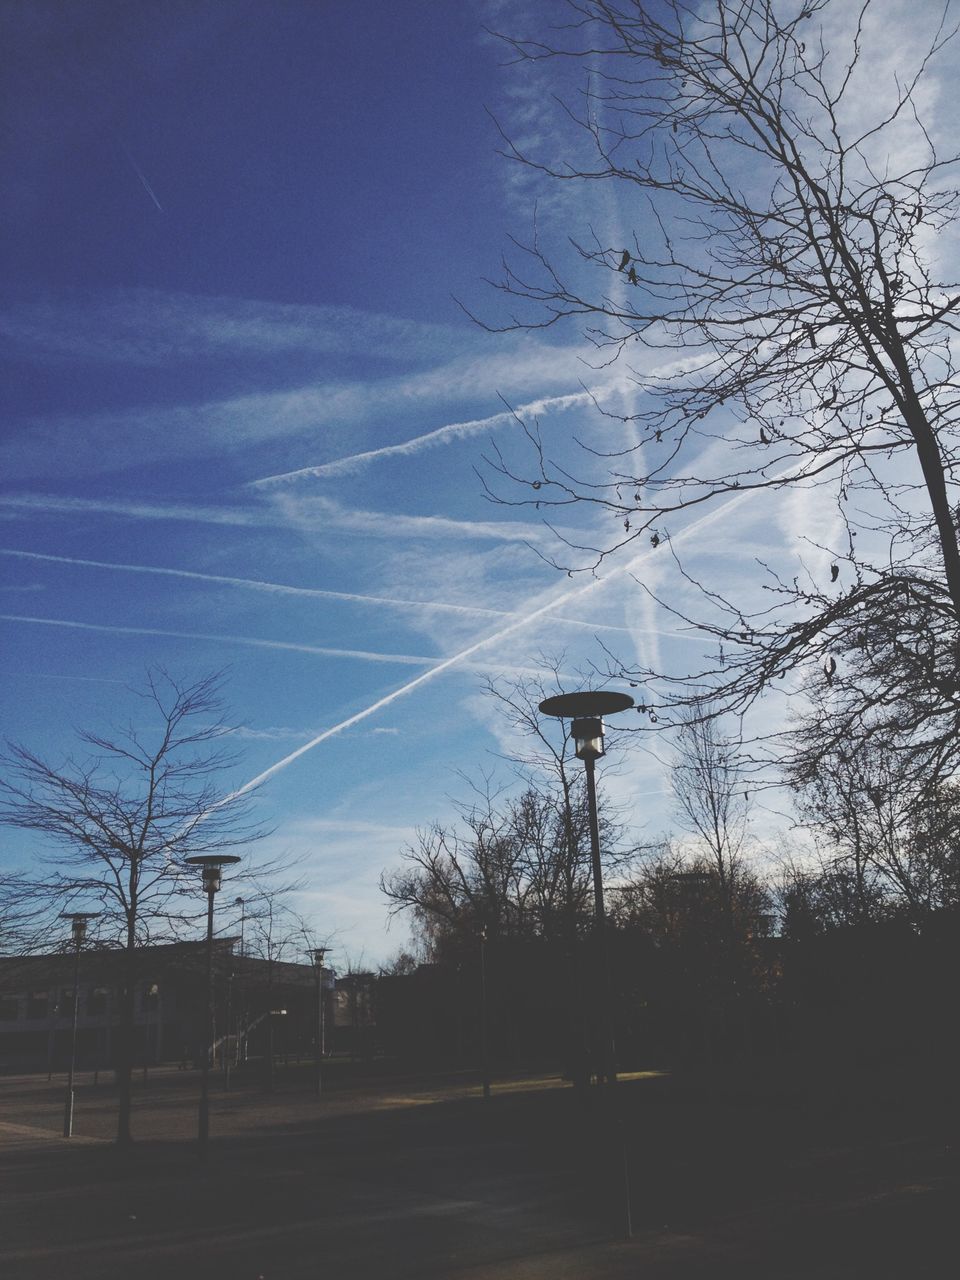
left=0, top=549, right=508, bottom=619
left=224, top=479, right=762, bottom=803
left=117, top=137, right=164, bottom=213
left=0, top=493, right=263, bottom=526
left=0, top=547, right=640, bottom=635
left=249, top=389, right=602, bottom=487
left=0, top=615, right=434, bottom=667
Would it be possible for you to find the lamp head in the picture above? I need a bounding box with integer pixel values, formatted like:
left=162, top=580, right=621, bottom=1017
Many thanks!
left=538, top=690, right=634, bottom=763
left=186, top=854, right=242, bottom=894
left=60, top=911, right=99, bottom=946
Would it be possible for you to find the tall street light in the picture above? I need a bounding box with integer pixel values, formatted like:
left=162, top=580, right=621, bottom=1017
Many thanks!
left=313, top=947, right=327, bottom=1097
left=61, top=911, right=99, bottom=1138
left=187, top=855, right=241, bottom=1156
left=539, top=690, right=633, bottom=1086
left=539, top=689, right=635, bottom=1239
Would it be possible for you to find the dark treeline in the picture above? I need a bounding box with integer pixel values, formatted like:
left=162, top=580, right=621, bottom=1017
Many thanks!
left=377, top=713, right=960, bottom=1108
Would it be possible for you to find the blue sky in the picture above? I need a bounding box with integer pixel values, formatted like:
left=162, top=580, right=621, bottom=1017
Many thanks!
left=2, top=0, right=955, bottom=966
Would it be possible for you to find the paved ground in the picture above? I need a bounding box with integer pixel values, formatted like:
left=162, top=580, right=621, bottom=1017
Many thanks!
left=0, top=1060, right=955, bottom=1278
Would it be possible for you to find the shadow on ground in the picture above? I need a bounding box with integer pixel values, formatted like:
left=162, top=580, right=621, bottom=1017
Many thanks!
left=0, top=1064, right=955, bottom=1279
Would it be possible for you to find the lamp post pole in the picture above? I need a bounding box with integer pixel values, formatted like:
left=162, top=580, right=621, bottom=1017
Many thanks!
left=539, top=691, right=632, bottom=1086
left=581, top=748, right=617, bottom=1087
left=234, top=897, right=245, bottom=1064
left=61, top=911, right=98, bottom=1138
left=538, top=690, right=634, bottom=1238
left=313, top=947, right=327, bottom=1097
left=187, top=855, right=241, bottom=1157
left=223, top=970, right=233, bottom=1091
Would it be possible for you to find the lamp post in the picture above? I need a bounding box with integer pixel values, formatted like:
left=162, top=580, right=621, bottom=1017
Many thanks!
left=539, top=689, right=634, bottom=1239
left=313, top=947, right=327, bottom=1096
left=187, top=855, right=241, bottom=1156
left=60, top=911, right=98, bottom=1138
left=539, top=690, right=633, bottom=1086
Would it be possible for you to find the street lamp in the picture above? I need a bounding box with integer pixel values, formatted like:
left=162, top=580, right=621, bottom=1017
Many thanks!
left=539, top=689, right=635, bottom=1239
left=538, top=689, right=634, bottom=1086
left=60, top=911, right=99, bottom=1138
left=187, top=854, right=241, bottom=1156
left=313, top=947, right=327, bottom=1096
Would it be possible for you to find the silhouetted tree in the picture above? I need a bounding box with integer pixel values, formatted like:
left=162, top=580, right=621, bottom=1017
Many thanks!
left=672, top=712, right=751, bottom=909
left=380, top=781, right=606, bottom=955
left=791, top=732, right=960, bottom=927
left=0, top=669, right=264, bottom=1144
left=482, top=0, right=960, bottom=786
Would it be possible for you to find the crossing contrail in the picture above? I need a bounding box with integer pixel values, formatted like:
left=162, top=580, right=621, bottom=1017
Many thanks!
left=224, top=477, right=762, bottom=803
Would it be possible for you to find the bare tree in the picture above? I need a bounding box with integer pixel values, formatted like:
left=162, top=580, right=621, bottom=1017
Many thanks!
left=672, top=712, right=751, bottom=909
left=0, top=669, right=265, bottom=1144
left=381, top=776, right=630, bottom=952
left=792, top=731, right=960, bottom=926
left=380, top=785, right=547, bottom=955
left=481, top=0, right=960, bottom=783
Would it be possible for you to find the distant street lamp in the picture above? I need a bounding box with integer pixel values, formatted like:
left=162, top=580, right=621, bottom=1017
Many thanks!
left=60, top=911, right=99, bottom=1138
left=539, top=690, right=633, bottom=1085
left=187, top=855, right=242, bottom=1156
left=313, top=947, right=328, bottom=1096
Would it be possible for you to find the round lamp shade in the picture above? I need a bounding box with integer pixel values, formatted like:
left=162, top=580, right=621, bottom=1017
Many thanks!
left=538, top=691, right=634, bottom=719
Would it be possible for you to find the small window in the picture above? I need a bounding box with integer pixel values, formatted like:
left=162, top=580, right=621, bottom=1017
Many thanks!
left=0, top=996, right=19, bottom=1021
left=59, top=989, right=74, bottom=1017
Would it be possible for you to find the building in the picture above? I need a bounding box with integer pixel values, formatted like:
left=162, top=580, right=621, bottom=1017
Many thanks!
left=0, top=940, right=335, bottom=1073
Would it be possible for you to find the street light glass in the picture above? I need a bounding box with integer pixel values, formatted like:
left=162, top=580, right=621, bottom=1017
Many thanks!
left=571, top=716, right=605, bottom=761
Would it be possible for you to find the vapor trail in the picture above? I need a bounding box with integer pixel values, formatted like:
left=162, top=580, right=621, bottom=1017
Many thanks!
left=224, top=479, right=761, bottom=802
left=249, top=389, right=601, bottom=487
left=0, top=548, right=636, bottom=635
left=0, top=615, right=434, bottom=667
left=117, top=138, right=164, bottom=213
left=1, top=493, right=263, bottom=526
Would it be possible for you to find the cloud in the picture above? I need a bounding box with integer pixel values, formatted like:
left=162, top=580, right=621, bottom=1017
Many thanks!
left=2, top=287, right=626, bottom=483
left=0, top=288, right=458, bottom=368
